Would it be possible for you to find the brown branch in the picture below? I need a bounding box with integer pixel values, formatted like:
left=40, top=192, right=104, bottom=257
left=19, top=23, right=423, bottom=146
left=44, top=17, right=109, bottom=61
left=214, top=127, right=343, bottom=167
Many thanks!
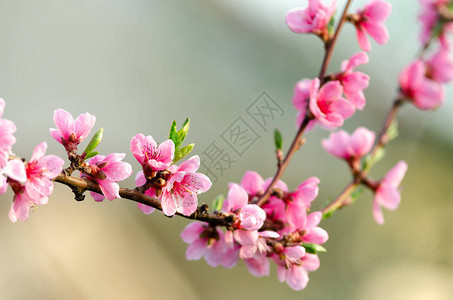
left=53, top=174, right=235, bottom=227
left=255, top=0, right=354, bottom=207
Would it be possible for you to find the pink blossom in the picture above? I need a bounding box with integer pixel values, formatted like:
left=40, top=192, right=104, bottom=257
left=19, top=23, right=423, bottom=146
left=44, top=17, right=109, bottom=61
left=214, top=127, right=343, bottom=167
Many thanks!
left=234, top=230, right=279, bottom=259
left=286, top=177, right=320, bottom=230
left=50, top=109, right=96, bottom=153
left=292, top=79, right=316, bottom=128
left=399, top=59, right=445, bottom=110
left=0, top=98, right=18, bottom=167
left=130, top=133, right=175, bottom=172
left=135, top=171, right=156, bottom=214
left=299, top=212, right=329, bottom=244
left=322, top=127, right=375, bottom=160
left=309, top=78, right=355, bottom=129
left=223, top=183, right=266, bottom=231
left=337, top=52, right=370, bottom=110
left=353, top=0, right=392, bottom=51
left=419, top=0, right=453, bottom=46
left=9, top=142, right=64, bottom=223
left=373, top=161, right=408, bottom=224
left=0, top=159, right=27, bottom=194
left=244, top=253, right=270, bottom=277
left=276, top=251, right=320, bottom=291
left=181, top=222, right=237, bottom=268
left=286, top=0, right=336, bottom=38
left=426, top=42, right=453, bottom=83
left=160, top=155, right=212, bottom=216
left=84, top=153, right=132, bottom=201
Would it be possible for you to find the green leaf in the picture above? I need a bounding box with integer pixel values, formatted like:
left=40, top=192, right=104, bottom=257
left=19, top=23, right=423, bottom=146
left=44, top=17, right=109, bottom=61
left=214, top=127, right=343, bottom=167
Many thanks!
left=212, top=194, right=224, bottom=212
left=84, top=151, right=99, bottom=160
left=83, top=128, right=103, bottom=157
left=274, top=129, right=283, bottom=150
left=328, top=16, right=335, bottom=35
left=174, top=143, right=194, bottom=163
left=177, top=118, right=190, bottom=148
left=322, top=210, right=334, bottom=219
left=303, top=243, right=327, bottom=254
left=387, top=120, right=399, bottom=142
left=363, top=147, right=386, bottom=171
left=350, top=186, right=364, bottom=203
left=169, top=121, right=178, bottom=147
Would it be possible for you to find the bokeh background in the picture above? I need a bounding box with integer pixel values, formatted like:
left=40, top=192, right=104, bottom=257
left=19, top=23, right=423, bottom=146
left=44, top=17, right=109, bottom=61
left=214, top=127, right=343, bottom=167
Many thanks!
left=0, top=0, right=452, bottom=299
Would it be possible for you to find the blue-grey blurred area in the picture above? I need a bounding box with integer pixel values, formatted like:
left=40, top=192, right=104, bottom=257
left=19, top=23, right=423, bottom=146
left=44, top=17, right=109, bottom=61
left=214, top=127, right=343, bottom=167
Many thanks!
left=0, top=0, right=452, bottom=299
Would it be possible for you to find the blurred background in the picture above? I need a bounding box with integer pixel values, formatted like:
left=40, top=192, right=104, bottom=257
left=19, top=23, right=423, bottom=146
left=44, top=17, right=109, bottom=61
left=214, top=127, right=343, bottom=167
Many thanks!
left=0, top=0, right=452, bottom=299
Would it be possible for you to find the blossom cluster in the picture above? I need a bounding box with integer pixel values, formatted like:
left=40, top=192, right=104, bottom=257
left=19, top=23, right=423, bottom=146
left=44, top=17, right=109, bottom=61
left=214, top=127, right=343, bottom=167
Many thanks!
left=181, top=172, right=328, bottom=290
left=0, top=99, right=64, bottom=222
left=399, top=0, right=453, bottom=110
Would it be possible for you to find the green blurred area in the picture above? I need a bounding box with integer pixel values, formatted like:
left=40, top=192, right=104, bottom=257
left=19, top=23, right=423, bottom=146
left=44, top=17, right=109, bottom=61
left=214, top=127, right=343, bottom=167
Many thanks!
left=0, top=0, right=452, bottom=299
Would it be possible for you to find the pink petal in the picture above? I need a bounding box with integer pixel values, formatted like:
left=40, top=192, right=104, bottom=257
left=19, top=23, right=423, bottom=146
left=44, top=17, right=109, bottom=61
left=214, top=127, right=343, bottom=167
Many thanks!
left=53, top=109, right=75, bottom=141
left=372, top=198, right=385, bottom=224
left=50, top=128, right=64, bottom=145
left=161, top=193, right=178, bottom=216
left=221, top=246, right=239, bottom=268
left=103, top=161, right=132, bottom=182
left=0, top=98, right=4, bottom=117
left=74, top=112, right=96, bottom=142
left=185, top=239, right=207, bottom=260
left=244, top=254, right=270, bottom=277
left=3, top=159, right=27, bottom=182
left=375, top=185, right=400, bottom=210
left=240, top=171, right=264, bottom=196
left=98, top=179, right=120, bottom=201
left=350, top=127, right=375, bottom=157
left=286, top=266, right=309, bottom=291
left=180, top=222, right=204, bottom=243
left=322, top=130, right=350, bottom=159
left=25, top=178, right=54, bottom=200
left=30, top=142, right=47, bottom=162
left=382, top=161, right=408, bottom=187
left=363, top=22, right=389, bottom=45
left=178, top=155, right=201, bottom=173
left=356, top=26, right=371, bottom=51
left=135, top=171, right=146, bottom=186
left=292, top=79, right=312, bottom=110
left=305, top=211, right=322, bottom=229
left=0, top=175, right=8, bottom=194
left=38, top=155, right=64, bottom=179
left=223, top=184, right=248, bottom=212
left=137, top=203, right=155, bottom=214
left=204, top=240, right=225, bottom=267
left=90, top=191, right=105, bottom=202
left=303, top=227, right=329, bottom=244
left=286, top=246, right=306, bottom=261
left=287, top=201, right=307, bottom=229
left=302, top=253, right=320, bottom=271
left=234, top=230, right=259, bottom=246
left=364, top=0, right=392, bottom=22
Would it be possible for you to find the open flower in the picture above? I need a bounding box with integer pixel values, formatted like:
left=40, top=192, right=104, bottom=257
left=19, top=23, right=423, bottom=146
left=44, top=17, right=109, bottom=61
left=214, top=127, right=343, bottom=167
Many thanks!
left=322, top=127, right=375, bottom=160
left=286, top=0, right=336, bottom=39
left=275, top=250, right=320, bottom=291
left=50, top=109, right=96, bottom=153
left=373, top=161, right=408, bottom=224
left=399, top=59, right=445, bottom=110
left=223, top=183, right=266, bottom=231
left=426, top=42, right=453, bottom=84
left=0, top=99, right=18, bottom=167
left=84, top=153, right=132, bottom=201
left=352, top=0, right=392, bottom=51
left=8, top=142, right=64, bottom=223
left=160, top=155, right=212, bottom=216
left=181, top=222, right=237, bottom=268
left=337, top=52, right=370, bottom=110
left=309, top=78, right=355, bottom=129
left=130, top=133, right=175, bottom=172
